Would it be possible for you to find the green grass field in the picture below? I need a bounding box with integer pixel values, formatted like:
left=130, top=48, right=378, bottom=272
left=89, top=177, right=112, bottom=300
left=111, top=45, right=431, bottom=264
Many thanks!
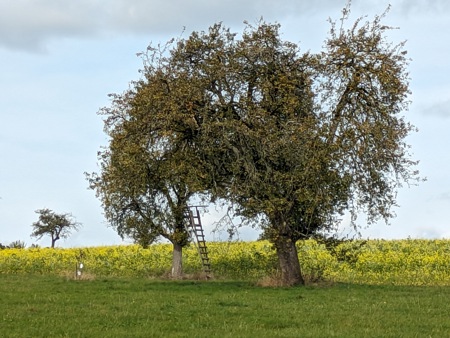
left=1, top=274, right=449, bottom=337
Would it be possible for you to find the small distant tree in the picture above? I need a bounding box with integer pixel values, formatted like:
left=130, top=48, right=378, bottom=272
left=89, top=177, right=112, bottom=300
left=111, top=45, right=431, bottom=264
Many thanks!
left=31, top=209, right=81, bottom=248
left=8, top=240, right=26, bottom=249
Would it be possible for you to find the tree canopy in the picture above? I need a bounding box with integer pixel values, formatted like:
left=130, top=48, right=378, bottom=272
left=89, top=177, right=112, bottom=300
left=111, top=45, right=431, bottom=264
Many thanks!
left=90, top=6, right=420, bottom=285
left=31, top=209, right=81, bottom=248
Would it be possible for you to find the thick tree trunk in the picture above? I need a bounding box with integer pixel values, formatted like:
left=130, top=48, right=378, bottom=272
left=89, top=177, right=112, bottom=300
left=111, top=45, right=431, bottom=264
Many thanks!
left=274, top=235, right=304, bottom=286
left=171, top=242, right=183, bottom=279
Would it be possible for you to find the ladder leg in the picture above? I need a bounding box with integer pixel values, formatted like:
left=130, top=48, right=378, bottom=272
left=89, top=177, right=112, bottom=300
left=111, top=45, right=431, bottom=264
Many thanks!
left=184, top=207, right=211, bottom=275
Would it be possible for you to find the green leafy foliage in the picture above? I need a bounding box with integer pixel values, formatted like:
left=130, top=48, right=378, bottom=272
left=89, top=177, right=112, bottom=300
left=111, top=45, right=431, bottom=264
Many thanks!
left=89, top=4, right=420, bottom=285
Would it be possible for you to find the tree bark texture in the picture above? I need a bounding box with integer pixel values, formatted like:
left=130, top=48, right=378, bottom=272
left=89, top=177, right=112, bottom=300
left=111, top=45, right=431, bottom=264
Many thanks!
left=274, top=235, right=305, bottom=286
left=171, top=242, right=183, bottom=279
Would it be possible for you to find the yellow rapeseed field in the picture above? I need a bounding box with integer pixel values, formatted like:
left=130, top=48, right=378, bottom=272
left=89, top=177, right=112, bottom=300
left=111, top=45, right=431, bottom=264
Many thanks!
left=0, top=240, right=449, bottom=285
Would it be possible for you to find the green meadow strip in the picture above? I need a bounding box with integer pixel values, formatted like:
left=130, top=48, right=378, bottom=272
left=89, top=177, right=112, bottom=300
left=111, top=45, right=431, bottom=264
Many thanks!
left=1, top=275, right=449, bottom=337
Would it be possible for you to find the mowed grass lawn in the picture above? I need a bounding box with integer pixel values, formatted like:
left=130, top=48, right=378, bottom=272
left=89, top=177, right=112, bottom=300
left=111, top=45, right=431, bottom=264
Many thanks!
left=1, top=275, right=449, bottom=338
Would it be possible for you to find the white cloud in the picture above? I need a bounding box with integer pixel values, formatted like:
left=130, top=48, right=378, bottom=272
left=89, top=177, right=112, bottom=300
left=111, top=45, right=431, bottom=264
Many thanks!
left=397, top=0, right=450, bottom=15
left=5, top=0, right=449, bottom=53
left=0, top=1, right=99, bottom=52
left=423, top=99, right=450, bottom=119
left=0, top=0, right=364, bottom=53
left=3, top=0, right=450, bottom=48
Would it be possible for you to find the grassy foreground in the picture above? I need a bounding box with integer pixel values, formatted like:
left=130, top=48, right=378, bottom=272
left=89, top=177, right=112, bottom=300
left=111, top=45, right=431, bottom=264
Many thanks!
left=1, top=275, right=450, bottom=337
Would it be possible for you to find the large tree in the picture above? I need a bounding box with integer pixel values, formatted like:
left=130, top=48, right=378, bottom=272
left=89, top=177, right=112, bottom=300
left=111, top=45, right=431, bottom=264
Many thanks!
left=31, top=209, right=81, bottom=248
left=90, top=6, right=420, bottom=285
left=87, top=40, right=212, bottom=278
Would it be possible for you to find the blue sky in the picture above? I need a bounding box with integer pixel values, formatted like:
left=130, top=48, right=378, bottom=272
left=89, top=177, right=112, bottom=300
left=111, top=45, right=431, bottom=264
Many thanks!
left=1, top=0, right=449, bottom=247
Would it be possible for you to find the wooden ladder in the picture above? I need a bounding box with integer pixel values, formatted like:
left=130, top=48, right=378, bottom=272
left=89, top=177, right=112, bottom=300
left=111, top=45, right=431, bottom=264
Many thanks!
left=185, top=206, right=211, bottom=275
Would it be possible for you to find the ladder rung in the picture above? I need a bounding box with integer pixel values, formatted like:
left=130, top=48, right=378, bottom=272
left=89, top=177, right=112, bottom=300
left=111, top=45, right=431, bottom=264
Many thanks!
left=185, top=207, right=211, bottom=275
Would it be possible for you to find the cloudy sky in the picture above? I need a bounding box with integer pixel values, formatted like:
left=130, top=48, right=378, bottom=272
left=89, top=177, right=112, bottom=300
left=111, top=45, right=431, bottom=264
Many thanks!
left=1, top=0, right=449, bottom=247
